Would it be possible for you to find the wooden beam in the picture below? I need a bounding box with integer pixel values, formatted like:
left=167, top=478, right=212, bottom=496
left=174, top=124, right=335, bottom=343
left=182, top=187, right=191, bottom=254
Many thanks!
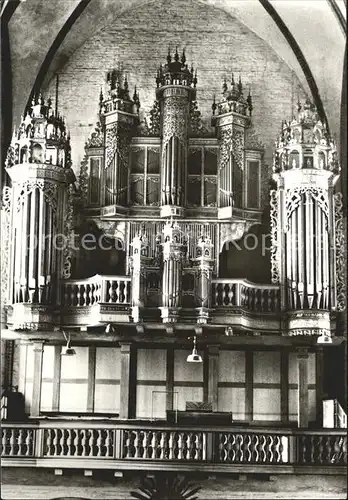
left=207, top=345, right=219, bottom=411
left=87, top=345, right=96, bottom=412
left=31, top=341, right=44, bottom=417
left=166, top=346, right=174, bottom=412
left=316, top=347, right=324, bottom=426
left=52, top=345, right=61, bottom=411
left=119, top=342, right=136, bottom=419
left=203, top=348, right=209, bottom=402
left=281, top=350, right=289, bottom=423
left=245, top=350, right=253, bottom=421
left=297, top=348, right=309, bottom=427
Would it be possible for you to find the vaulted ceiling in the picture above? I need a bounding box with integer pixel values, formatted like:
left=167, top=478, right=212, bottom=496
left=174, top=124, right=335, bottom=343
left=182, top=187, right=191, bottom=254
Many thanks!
left=1, top=0, right=346, bottom=176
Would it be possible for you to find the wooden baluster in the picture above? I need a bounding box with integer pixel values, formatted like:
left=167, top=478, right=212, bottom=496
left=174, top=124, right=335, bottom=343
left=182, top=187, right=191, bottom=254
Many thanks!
left=2, top=429, right=8, bottom=456
left=81, top=429, right=88, bottom=457
left=186, top=433, right=191, bottom=460
left=96, top=430, right=103, bottom=457
left=119, top=280, right=126, bottom=303
left=241, top=286, right=246, bottom=307
left=90, top=284, right=95, bottom=305
left=18, top=428, right=25, bottom=456
left=168, top=432, right=174, bottom=459
left=177, top=432, right=183, bottom=460
left=228, top=283, right=233, bottom=306
left=159, top=432, right=166, bottom=460
left=76, top=285, right=81, bottom=307
left=25, top=429, right=32, bottom=456
left=9, top=429, right=16, bottom=456
left=108, top=280, right=114, bottom=303
left=60, top=429, right=66, bottom=456
left=105, top=430, right=112, bottom=457
left=51, top=429, right=58, bottom=456
left=134, top=431, right=139, bottom=458
left=87, top=429, right=94, bottom=457
left=73, top=429, right=79, bottom=457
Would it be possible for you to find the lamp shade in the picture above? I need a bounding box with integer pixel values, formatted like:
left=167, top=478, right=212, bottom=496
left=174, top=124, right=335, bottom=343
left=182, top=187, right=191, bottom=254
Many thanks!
left=186, top=348, right=202, bottom=363
left=61, top=346, right=76, bottom=356
left=317, top=334, right=332, bottom=344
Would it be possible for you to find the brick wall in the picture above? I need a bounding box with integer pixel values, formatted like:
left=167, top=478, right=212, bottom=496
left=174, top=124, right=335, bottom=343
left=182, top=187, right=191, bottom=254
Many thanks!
left=44, top=0, right=307, bottom=188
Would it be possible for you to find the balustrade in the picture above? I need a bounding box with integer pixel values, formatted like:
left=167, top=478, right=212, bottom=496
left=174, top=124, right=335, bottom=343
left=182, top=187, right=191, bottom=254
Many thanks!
left=122, top=429, right=205, bottom=461
left=212, top=279, right=280, bottom=313
left=1, top=422, right=346, bottom=471
left=61, top=275, right=131, bottom=307
left=217, top=431, right=288, bottom=464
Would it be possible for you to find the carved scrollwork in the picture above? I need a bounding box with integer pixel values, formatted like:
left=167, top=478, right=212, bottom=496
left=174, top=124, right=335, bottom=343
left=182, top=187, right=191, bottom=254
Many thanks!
left=270, top=189, right=280, bottom=284
left=62, top=185, right=74, bottom=279
left=1, top=187, right=12, bottom=305
left=105, top=120, right=133, bottom=170
left=79, top=152, right=89, bottom=205
left=162, top=96, right=188, bottom=145
left=86, top=121, right=104, bottom=148
left=232, top=129, right=244, bottom=171
left=218, top=127, right=232, bottom=172
left=16, top=180, right=58, bottom=212
left=334, top=192, right=346, bottom=311
left=189, top=100, right=210, bottom=137
left=285, top=186, right=328, bottom=231
left=219, top=222, right=246, bottom=252
left=289, top=328, right=330, bottom=336
left=143, top=99, right=160, bottom=136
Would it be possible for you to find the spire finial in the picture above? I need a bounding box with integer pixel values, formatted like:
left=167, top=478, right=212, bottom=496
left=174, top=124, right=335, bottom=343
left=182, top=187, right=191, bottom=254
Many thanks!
left=181, top=48, right=186, bottom=65
left=222, top=77, right=228, bottom=94
left=174, top=46, right=179, bottom=62
left=212, top=94, right=217, bottom=115
left=167, top=46, right=171, bottom=64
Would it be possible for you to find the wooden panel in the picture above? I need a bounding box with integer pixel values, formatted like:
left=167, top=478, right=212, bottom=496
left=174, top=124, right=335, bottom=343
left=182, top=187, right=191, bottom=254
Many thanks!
left=87, top=346, right=96, bottom=412
left=218, top=387, right=245, bottom=419
left=253, top=351, right=280, bottom=383
left=60, top=347, right=89, bottom=412
left=52, top=346, right=61, bottom=412
left=281, top=351, right=289, bottom=422
left=218, top=351, right=245, bottom=383
left=208, top=346, right=219, bottom=411
left=137, top=349, right=166, bottom=380
left=42, top=346, right=54, bottom=378
left=173, top=387, right=204, bottom=411
left=253, top=388, right=281, bottom=421
left=245, top=351, right=253, bottom=421
left=95, top=347, right=120, bottom=379
left=40, top=382, right=53, bottom=411
left=119, top=343, right=136, bottom=419
left=166, top=347, right=174, bottom=412
left=136, top=384, right=166, bottom=419
left=31, top=342, right=44, bottom=417
left=298, top=350, right=309, bottom=427
left=174, top=350, right=203, bottom=382
left=94, top=384, right=120, bottom=413
left=17, top=344, right=27, bottom=395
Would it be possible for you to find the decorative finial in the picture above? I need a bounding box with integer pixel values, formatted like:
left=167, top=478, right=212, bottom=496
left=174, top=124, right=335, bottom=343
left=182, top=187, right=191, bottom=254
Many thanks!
left=238, top=74, right=243, bottom=95
left=133, top=85, right=137, bottom=102
left=193, top=69, right=197, bottom=87
left=247, top=87, right=253, bottom=116
left=167, top=47, right=171, bottom=64
left=174, top=46, right=179, bottom=62
left=181, top=48, right=186, bottom=65
left=297, top=96, right=301, bottom=112
left=99, top=88, right=104, bottom=104
left=222, top=77, right=228, bottom=94
left=212, top=94, right=217, bottom=115
left=231, top=73, right=235, bottom=87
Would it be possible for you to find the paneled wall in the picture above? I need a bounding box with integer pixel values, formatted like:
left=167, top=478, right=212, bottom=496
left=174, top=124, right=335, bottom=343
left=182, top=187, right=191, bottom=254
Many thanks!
left=218, top=350, right=245, bottom=419
left=136, top=348, right=166, bottom=419
left=253, top=351, right=281, bottom=421
left=18, top=344, right=317, bottom=422
left=289, top=351, right=316, bottom=422
left=173, top=350, right=204, bottom=411
left=95, top=347, right=120, bottom=413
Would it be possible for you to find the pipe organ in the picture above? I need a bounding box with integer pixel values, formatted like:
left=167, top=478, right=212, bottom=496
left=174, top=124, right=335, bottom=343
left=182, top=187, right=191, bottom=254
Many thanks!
left=271, top=99, right=344, bottom=337
left=4, top=96, right=73, bottom=328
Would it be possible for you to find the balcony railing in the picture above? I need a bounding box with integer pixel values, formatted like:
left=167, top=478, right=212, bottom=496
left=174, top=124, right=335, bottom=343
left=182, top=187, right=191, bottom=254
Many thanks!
left=212, top=279, right=280, bottom=313
left=61, top=275, right=131, bottom=307
left=1, top=421, right=346, bottom=473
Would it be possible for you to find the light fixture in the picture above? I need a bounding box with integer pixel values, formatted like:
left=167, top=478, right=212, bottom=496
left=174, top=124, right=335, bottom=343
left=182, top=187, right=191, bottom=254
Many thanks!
left=317, top=331, right=332, bottom=344
left=186, top=335, right=202, bottom=363
left=225, top=326, right=233, bottom=336
left=105, top=323, right=116, bottom=334
left=61, top=330, right=76, bottom=356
